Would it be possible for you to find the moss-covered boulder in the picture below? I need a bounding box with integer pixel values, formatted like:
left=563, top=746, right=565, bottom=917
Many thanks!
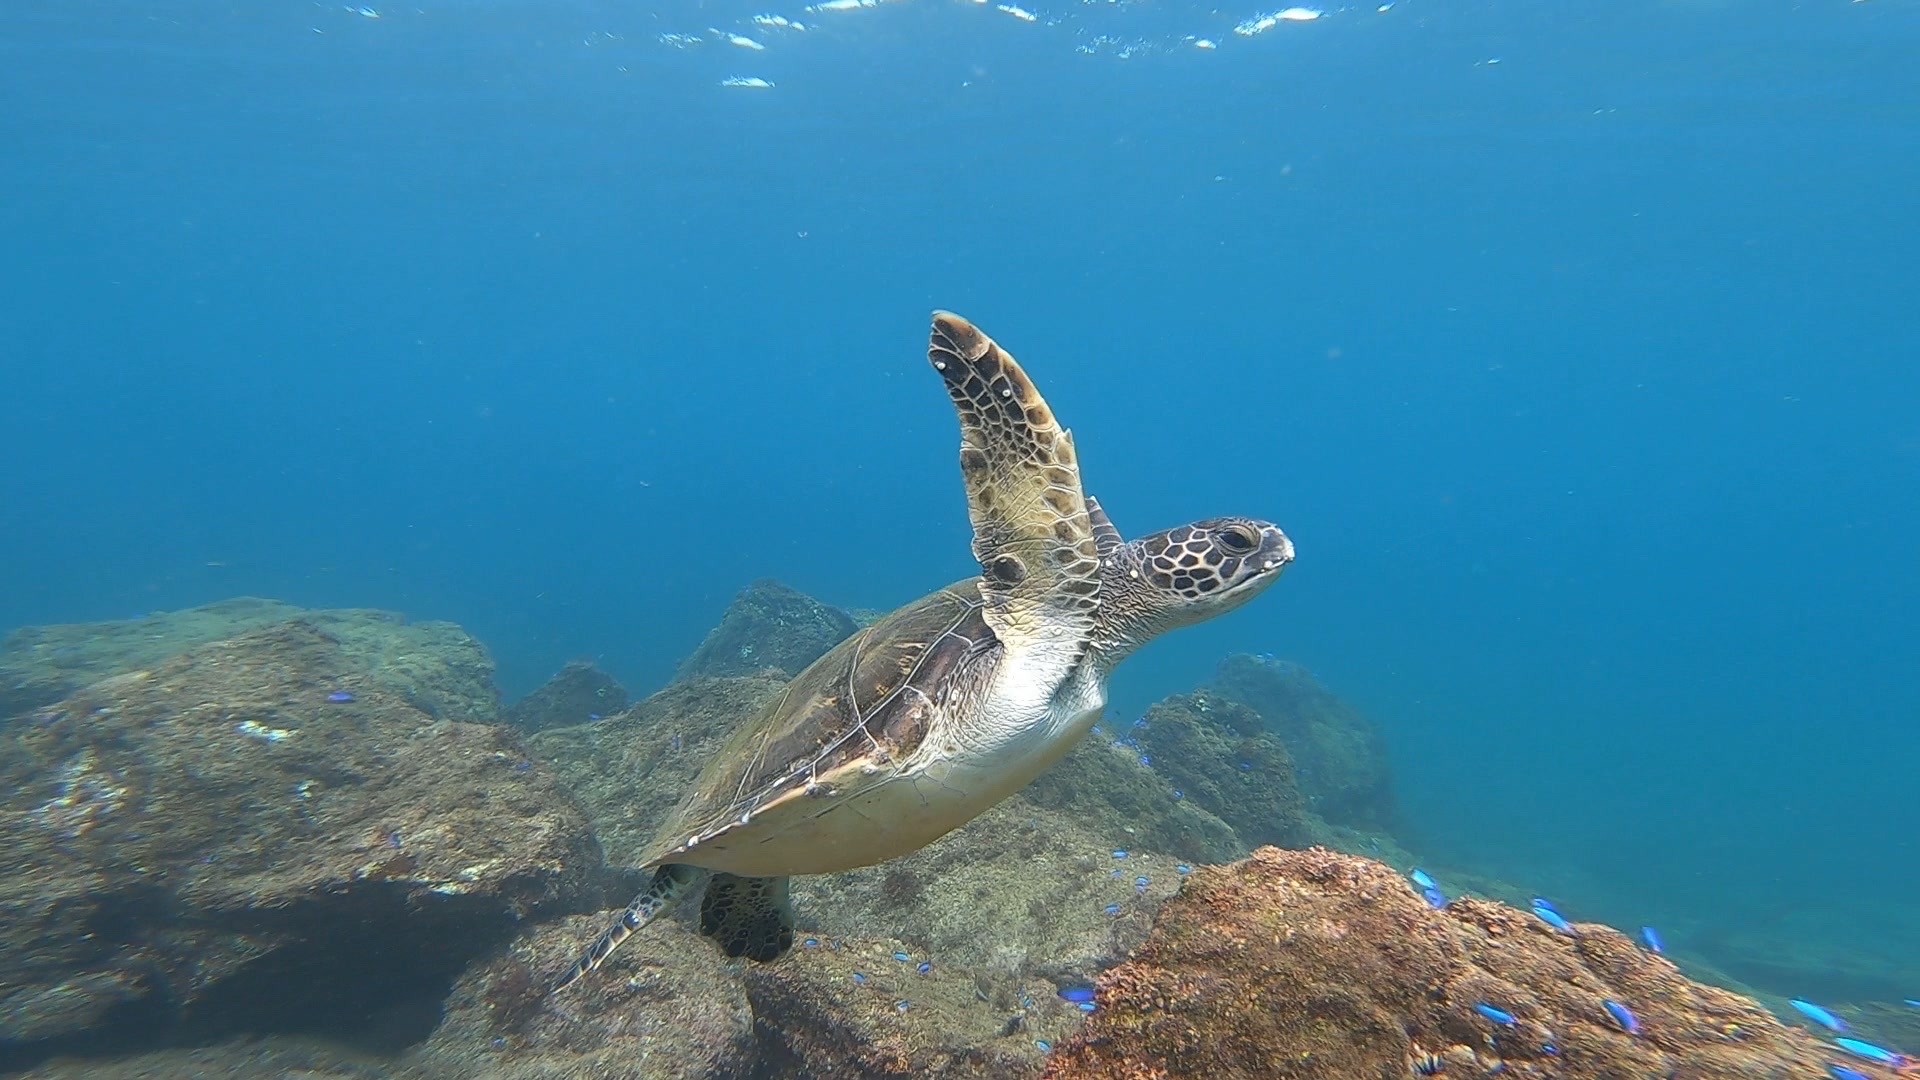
left=1124, top=692, right=1309, bottom=850
left=503, top=660, right=628, bottom=733
left=1210, top=654, right=1394, bottom=828
left=0, top=620, right=595, bottom=1051
left=673, top=579, right=858, bottom=682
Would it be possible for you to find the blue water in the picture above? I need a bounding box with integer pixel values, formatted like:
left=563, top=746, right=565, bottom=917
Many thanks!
left=3, top=0, right=1916, bottom=1003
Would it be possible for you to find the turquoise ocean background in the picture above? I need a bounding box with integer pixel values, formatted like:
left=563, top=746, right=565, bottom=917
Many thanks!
left=2, top=0, right=1916, bottom=1007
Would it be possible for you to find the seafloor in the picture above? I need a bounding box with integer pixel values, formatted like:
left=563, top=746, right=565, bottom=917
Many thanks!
left=0, top=585, right=1911, bottom=1079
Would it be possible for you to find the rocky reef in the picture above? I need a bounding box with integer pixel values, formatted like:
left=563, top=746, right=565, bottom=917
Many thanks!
left=672, top=579, right=857, bottom=683
left=0, top=613, right=592, bottom=1065
left=1044, top=847, right=1842, bottom=1080
left=1210, top=654, right=1395, bottom=828
left=503, top=660, right=630, bottom=733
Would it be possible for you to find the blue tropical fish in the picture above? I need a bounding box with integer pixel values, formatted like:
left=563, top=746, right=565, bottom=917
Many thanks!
left=1603, top=1000, right=1640, bottom=1034
left=1411, top=869, right=1437, bottom=890
left=1473, top=1003, right=1516, bottom=1026
left=1828, top=1066, right=1871, bottom=1080
left=1789, top=999, right=1848, bottom=1032
left=1641, top=926, right=1664, bottom=953
left=1834, top=1037, right=1907, bottom=1067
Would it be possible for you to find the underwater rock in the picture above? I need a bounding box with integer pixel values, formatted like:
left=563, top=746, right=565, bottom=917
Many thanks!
left=1022, top=735, right=1246, bottom=865
left=1043, top=847, right=1842, bottom=1080
left=1211, top=654, right=1396, bottom=828
left=1123, top=692, right=1310, bottom=851
left=407, top=914, right=757, bottom=1079
left=672, top=579, right=858, bottom=682
left=0, top=620, right=595, bottom=1050
left=503, top=660, right=629, bottom=733
left=0, top=598, right=502, bottom=726
left=744, top=934, right=1051, bottom=1079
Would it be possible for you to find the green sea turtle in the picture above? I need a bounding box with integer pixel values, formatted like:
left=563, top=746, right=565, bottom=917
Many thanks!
left=554, top=311, right=1293, bottom=990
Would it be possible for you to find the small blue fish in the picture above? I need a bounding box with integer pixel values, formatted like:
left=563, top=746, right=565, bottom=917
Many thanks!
left=1531, top=897, right=1560, bottom=914
left=1034, top=1039, right=1053, bottom=1052
left=1139, top=754, right=1153, bottom=766
left=1171, top=789, right=1184, bottom=800
left=1473, top=1003, right=1516, bottom=1026
left=1059, top=987, right=1096, bottom=1003
left=1790, top=999, right=1848, bottom=1032
left=1829, top=1067, right=1872, bottom=1080
left=1532, top=904, right=1576, bottom=935
left=1237, top=761, right=1253, bottom=771
left=1834, top=1037, right=1906, bottom=1067
left=1641, top=926, right=1664, bottom=953
left=1176, top=863, right=1193, bottom=875
left=895, top=999, right=910, bottom=1013
left=916, top=961, right=932, bottom=974
left=1134, top=875, right=1151, bottom=888
left=802, top=937, right=820, bottom=949
left=1604, top=1000, right=1640, bottom=1034
left=852, top=972, right=867, bottom=985
left=1411, top=869, right=1438, bottom=890
left=892, top=951, right=911, bottom=963
left=1906, top=998, right=1920, bottom=1008
left=1103, top=903, right=1122, bottom=916
left=1112, top=849, right=1129, bottom=860
left=1077, top=1001, right=1096, bottom=1013
left=326, top=691, right=355, bottom=703
left=1421, top=887, right=1448, bottom=910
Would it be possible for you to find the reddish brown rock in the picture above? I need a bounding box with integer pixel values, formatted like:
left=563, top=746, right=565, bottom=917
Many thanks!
left=1043, top=847, right=1841, bottom=1080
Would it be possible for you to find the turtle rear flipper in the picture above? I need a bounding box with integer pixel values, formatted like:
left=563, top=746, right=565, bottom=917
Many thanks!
left=928, top=311, right=1100, bottom=656
left=552, top=863, right=705, bottom=994
left=700, top=872, right=795, bottom=962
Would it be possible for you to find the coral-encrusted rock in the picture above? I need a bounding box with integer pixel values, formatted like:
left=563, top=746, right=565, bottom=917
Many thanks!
left=1021, top=736, right=1245, bottom=865
left=0, top=598, right=502, bottom=726
left=1211, top=655, right=1395, bottom=829
left=1127, top=694, right=1309, bottom=850
left=673, top=579, right=858, bottom=682
left=503, top=660, right=629, bottom=733
left=0, top=620, right=596, bottom=1046
left=1044, top=848, right=1840, bottom=1080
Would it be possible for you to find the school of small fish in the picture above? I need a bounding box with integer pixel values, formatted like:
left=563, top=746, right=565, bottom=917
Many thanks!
left=1407, top=868, right=1919, bottom=1077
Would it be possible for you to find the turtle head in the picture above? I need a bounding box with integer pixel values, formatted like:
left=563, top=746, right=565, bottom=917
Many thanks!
left=1090, top=514, right=1294, bottom=667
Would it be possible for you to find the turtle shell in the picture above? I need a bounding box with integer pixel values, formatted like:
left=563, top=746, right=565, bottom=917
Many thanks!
left=640, top=579, right=997, bottom=871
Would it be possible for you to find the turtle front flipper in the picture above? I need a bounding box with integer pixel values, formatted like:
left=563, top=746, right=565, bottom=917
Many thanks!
left=552, top=863, right=706, bottom=994
left=699, top=872, right=795, bottom=962
left=928, top=312, right=1100, bottom=656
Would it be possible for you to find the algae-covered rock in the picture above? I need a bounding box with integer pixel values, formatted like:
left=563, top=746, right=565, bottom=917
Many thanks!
left=1022, top=736, right=1245, bottom=865
left=1211, top=654, right=1395, bottom=828
left=1124, top=692, right=1309, bottom=850
left=0, top=620, right=596, bottom=1048
left=404, top=914, right=756, bottom=1079
left=673, top=579, right=858, bottom=682
left=503, top=660, right=628, bottom=734
left=0, top=598, right=502, bottom=726
left=1044, top=847, right=1841, bottom=1080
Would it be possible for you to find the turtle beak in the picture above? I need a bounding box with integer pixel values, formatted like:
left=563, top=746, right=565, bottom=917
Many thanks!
left=1255, top=525, right=1295, bottom=575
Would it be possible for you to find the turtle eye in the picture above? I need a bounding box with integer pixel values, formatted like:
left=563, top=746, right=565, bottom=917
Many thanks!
left=1217, top=525, right=1258, bottom=555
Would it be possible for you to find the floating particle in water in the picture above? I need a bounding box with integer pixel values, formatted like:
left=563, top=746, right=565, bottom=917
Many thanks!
left=892, top=951, right=910, bottom=963
left=1641, top=926, right=1664, bottom=953
left=917, top=961, right=932, bottom=974
left=1103, top=903, right=1122, bottom=916
left=1034, top=1039, right=1053, bottom=1052
left=1473, top=1003, right=1516, bottom=1026
left=1112, top=849, right=1129, bottom=860
left=326, top=691, right=355, bottom=703
left=1603, top=1000, right=1640, bottom=1034
left=1059, top=986, right=1095, bottom=1003
left=1176, top=863, right=1193, bottom=875
left=1077, top=1000, right=1096, bottom=1013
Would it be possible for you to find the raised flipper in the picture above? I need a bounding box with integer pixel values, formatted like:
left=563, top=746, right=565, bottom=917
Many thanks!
left=927, top=312, right=1101, bottom=656
left=551, top=862, right=706, bottom=994
left=698, top=872, right=795, bottom=962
